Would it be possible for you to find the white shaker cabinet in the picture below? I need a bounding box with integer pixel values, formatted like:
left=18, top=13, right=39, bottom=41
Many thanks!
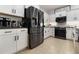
left=44, top=28, right=48, bottom=39
left=44, top=28, right=49, bottom=39
left=0, top=5, right=12, bottom=15
left=12, top=5, right=24, bottom=17
left=16, top=29, right=28, bottom=51
left=71, top=5, right=79, bottom=10
left=67, top=10, right=79, bottom=22
left=0, top=28, right=28, bottom=54
left=51, top=27, right=55, bottom=37
left=66, top=28, right=73, bottom=40
left=50, top=14, right=55, bottom=23
left=0, top=30, right=16, bottom=54
left=0, top=5, right=24, bottom=17
left=55, top=11, right=66, bottom=17
left=44, top=27, right=55, bottom=39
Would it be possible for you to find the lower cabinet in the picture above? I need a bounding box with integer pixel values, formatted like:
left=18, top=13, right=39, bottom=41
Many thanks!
left=0, top=33, right=16, bottom=54
left=0, top=28, right=28, bottom=54
left=44, top=27, right=54, bottom=39
left=66, top=28, right=73, bottom=40
left=16, top=29, right=28, bottom=52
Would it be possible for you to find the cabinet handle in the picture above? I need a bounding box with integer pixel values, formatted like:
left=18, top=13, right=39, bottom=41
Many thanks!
left=17, top=36, right=19, bottom=40
left=14, top=36, right=17, bottom=41
left=5, top=31, right=12, bottom=33
left=21, top=30, right=26, bottom=32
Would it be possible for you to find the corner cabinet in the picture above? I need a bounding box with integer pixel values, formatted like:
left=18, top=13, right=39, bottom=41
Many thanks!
left=0, top=28, right=28, bottom=54
left=0, top=5, right=24, bottom=17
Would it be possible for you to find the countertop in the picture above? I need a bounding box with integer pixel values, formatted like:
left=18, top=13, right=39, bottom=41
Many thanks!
left=44, top=25, right=79, bottom=29
left=0, top=27, right=27, bottom=29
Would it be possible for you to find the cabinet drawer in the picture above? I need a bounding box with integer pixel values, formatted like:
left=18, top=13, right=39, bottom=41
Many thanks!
left=0, top=29, right=16, bottom=35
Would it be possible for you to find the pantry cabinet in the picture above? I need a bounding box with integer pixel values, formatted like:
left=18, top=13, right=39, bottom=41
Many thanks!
left=0, top=5, right=24, bottom=17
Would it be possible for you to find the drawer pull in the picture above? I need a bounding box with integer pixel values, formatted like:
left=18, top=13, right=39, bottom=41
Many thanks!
left=5, top=31, right=12, bottom=33
left=21, top=30, right=26, bottom=32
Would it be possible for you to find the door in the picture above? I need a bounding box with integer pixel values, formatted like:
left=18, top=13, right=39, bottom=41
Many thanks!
left=51, top=27, right=55, bottom=37
left=16, top=29, right=28, bottom=51
left=0, top=31, right=16, bottom=54
left=66, top=28, right=73, bottom=39
left=13, top=5, right=24, bottom=17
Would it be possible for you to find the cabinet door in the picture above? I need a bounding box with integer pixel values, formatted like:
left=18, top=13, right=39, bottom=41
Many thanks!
left=71, top=5, right=79, bottom=10
left=52, top=28, right=55, bottom=37
left=0, top=33, right=16, bottom=54
left=14, top=5, right=24, bottom=17
left=44, top=28, right=48, bottom=39
left=50, top=14, right=55, bottom=23
left=16, top=29, right=28, bottom=51
left=66, top=28, right=73, bottom=40
left=11, top=5, right=24, bottom=17
left=44, top=28, right=47, bottom=39
left=55, top=11, right=66, bottom=17
left=0, top=5, right=12, bottom=15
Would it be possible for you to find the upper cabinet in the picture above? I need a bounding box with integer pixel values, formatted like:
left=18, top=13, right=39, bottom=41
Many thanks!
left=44, top=12, right=49, bottom=23
left=0, top=5, right=24, bottom=17
left=49, top=14, right=55, bottom=23
left=12, top=5, right=24, bottom=17
left=67, top=9, right=79, bottom=21
left=71, top=5, right=79, bottom=10
left=0, top=5, right=12, bottom=15
left=55, top=11, right=67, bottom=17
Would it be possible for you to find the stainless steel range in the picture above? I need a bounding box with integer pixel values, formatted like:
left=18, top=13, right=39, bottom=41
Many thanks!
left=55, top=27, right=66, bottom=39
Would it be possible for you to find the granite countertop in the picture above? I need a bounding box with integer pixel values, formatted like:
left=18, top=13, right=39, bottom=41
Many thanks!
left=0, top=27, right=27, bottom=29
left=44, top=25, right=79, bottom=29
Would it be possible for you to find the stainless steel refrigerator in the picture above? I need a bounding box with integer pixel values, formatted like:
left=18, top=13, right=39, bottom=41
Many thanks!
left=22, top=6, right=44, bottom=49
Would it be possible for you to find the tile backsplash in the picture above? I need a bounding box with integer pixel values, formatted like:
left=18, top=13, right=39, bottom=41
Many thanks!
left=0, top=14, right=22, bottom=22
left=0, top=14, right=22, bottom=26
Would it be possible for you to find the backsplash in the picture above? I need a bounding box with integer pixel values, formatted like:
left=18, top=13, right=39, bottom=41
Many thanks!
left=0, top=14, right=22, bottom=26
left=57, top=22, right=66, bottom=27
left=0, top=14, right=22, bottom=22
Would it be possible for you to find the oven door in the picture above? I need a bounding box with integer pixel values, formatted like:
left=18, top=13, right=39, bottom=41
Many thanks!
left=55, top=27, right=66, bottom=39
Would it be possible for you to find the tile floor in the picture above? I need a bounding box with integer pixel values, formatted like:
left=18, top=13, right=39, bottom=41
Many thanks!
left=18, top=37, right=79, bottom=54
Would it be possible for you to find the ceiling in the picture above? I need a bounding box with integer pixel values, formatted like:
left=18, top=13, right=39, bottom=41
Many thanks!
left=40, top=5, right=66, bottom=12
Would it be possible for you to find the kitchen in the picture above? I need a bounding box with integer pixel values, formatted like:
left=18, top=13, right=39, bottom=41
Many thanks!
left=0, top=5, right=79, bottom=54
